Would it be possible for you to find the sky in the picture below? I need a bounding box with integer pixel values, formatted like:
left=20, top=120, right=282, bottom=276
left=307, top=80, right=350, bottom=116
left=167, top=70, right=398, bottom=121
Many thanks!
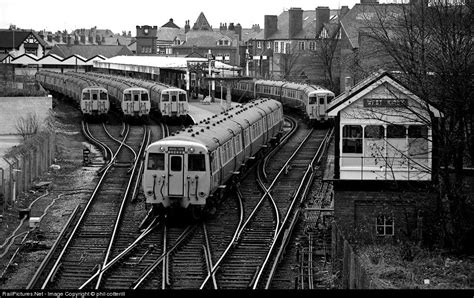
left=0, top=0, right=361, bottom=34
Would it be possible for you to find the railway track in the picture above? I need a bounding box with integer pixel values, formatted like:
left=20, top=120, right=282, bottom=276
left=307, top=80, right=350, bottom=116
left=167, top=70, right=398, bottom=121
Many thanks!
left=199, top=116, right=333, bottom=289
left=27, top=122, right=148, bottom=289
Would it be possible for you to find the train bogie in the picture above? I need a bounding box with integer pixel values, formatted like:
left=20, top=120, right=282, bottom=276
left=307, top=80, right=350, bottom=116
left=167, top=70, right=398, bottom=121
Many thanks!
left=142, top=98, right=284, bottom=213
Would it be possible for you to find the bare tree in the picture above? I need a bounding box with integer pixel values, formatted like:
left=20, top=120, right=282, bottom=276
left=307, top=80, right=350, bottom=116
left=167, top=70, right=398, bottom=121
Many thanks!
left=16, top=113, right=40, bottom=140
left=313, top=33, right=340, bottom=92
left=352, top=1, right=473, bottom=249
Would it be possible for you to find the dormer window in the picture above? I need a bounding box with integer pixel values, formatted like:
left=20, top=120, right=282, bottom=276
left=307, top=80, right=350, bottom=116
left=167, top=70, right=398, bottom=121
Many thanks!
left=218, top=39, right=230, bottom=46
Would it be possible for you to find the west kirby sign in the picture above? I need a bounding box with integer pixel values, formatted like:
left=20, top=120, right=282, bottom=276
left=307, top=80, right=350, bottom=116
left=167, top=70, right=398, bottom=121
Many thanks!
left=363, top=98, right=408, bottom=107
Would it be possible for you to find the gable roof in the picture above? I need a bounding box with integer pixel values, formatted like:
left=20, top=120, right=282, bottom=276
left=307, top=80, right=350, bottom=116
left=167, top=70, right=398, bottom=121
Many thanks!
left=0, top=30, right=48, bottom=49
left=157, top=27, right=184, bottom=42
left=162, top=18, right=180, bottom=29
left=327, top=70, right=441, bottom=117
left=48, top=44, right=133, bottom=59
left=193, top=12, right=212, bottom=30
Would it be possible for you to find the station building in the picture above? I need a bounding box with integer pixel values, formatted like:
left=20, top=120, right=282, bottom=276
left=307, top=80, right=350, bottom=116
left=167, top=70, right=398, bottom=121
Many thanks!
left=326, top=70, right=442, bottom=243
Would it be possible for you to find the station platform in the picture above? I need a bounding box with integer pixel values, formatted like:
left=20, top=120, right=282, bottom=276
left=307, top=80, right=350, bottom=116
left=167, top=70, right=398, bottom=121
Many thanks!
left=188, top=94, right=240, bottom=124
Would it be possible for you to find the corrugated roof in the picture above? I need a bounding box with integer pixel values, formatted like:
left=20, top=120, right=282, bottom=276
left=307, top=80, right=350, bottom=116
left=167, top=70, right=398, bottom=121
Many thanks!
left=48, top=44, right=133, bottom=59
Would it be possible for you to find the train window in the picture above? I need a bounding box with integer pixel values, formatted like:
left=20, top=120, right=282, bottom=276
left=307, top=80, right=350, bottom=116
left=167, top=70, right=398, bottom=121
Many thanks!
left=327, top=95, right=334, bottom=104
left=141, top=93, right=149, bottom=101
left=134, top=94, right=139, bottom=102
left=342, top=125, right=362, bottom=154
left=82, top=92, right=90, bottom=100
left=147, top=153, right=164, bottom=170
left=179, top=93, right=187, bottom=102
left=319, top=97, right=324, bottom=105
left=172, top=95, right=177, bottom=102
left=100, top=91, right=107, bottom=100
left=170, top=156, right=182, bottom=171
left=92, top=93, right=98, bottom=100
left=188, top=154, right=206, bottom=171
left=162, top=94, right=169, bottom=102
left=124, top=93, right=132, bottom=101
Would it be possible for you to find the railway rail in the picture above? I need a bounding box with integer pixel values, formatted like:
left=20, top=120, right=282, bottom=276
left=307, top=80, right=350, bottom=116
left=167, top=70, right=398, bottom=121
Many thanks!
left=27, top=122, right=148, bottom=289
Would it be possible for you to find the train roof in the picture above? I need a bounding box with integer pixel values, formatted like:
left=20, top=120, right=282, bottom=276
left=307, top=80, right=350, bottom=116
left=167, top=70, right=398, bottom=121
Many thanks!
left=253, top=79, right=332, bottom=94
left=150, top=98, right=282, bottom=152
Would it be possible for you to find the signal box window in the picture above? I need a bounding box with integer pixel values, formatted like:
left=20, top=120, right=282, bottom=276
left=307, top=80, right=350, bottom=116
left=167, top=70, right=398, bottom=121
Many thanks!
left=342, top=125, right=362, bottom=154
left=188, top=154, right=206, bottom=171
left=170, top=156, right=182, bottom=172
left=147, top=153, right=164, bottom=170
left=376, top=215, right=394, bottom=236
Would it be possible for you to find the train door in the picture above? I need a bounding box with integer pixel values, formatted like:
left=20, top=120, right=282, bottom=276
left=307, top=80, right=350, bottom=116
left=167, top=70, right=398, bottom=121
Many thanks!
left=170, top=91, right=178, bottom=116
left=308, top=95, right=317, bottom=118
left=317, top=95, right=326, bottom=117
left=132, top=92, right=140, bottom=113
left=168, top=154, right=184, bottom=196
left=91, top=90, right=99, bottom=112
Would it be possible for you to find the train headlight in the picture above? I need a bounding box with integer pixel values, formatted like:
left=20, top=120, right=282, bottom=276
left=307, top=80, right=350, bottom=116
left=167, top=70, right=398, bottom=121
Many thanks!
left=189, top=148, right=195, bottom=153
left=160, top=147, right=165, bottom=152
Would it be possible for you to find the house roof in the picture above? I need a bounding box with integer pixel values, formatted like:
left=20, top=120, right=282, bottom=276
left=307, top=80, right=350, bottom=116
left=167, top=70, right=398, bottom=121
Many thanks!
left=161, top=18, right=180, bottom=29
left=254, top=9, right=339, bottom=40
left=193, top=12, right=212, bottom=30
left=176, top=30, right=239, bottom=48
left=327, top=70, right=441, bottom=117
left=48, top=44, right=133, bottom=59
left=0, top=30, right=48, bottom=49
left=340, top=3, right=402, bottom=49
left=157, top=27, right=184, bottom=42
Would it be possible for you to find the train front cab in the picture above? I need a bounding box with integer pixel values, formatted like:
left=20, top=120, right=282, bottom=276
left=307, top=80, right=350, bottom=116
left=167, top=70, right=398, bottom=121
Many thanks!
left=81, top=87, right=109, bottom=119
left=144, top=140, right=210, bottom=212
left=307, top=90, right=335, bottom=124
left=122, top=88, right=150, bottom=119
left=161, top=89, right=188, bottom=120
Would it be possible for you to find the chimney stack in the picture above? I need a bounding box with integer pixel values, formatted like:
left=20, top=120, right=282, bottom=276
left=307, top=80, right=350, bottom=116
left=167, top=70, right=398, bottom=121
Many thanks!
left=288, top=8, right=303, bottom=39
left=264, top=15, right=278, bottom=39
left=185, top=20, right=190, bottom=33
left=316, top=6, right=330, bottom=36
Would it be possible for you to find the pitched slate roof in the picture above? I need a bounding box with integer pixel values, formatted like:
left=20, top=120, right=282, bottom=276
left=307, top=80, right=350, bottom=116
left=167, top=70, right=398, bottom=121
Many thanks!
left=193, top=12, right=212, bottom=30
left=157, top=27, right=184, bottom=41
left=340, top=3, right=402, bottom=49
left=48, top=44, right=133, bottom=59
left=176, top=30, right=238, bottom=48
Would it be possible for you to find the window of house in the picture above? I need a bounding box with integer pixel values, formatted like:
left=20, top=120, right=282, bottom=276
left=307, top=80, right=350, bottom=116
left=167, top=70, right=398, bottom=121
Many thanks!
left=376, top=215, right=394, bottom=236
left=257, top=41, right=262, bottom=49
left=285, top=43, right=291, bottom=54
left=342, top=125, right=363, bottom=154
left=298, top=41, right=305, bottom=51
left=274, top=42, right=279, bottom=53
left=309, top=41, right=315, bottom=51
left=387, top=125, right=406, bottom=138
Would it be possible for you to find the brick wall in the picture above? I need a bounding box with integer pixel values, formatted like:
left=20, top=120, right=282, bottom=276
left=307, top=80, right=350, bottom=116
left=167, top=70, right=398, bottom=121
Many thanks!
left=334, top=186, right=433, bottom=244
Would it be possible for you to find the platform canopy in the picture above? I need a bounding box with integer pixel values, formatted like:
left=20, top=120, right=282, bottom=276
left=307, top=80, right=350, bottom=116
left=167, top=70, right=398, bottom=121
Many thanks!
left=93, top=55, right=241, bottom=75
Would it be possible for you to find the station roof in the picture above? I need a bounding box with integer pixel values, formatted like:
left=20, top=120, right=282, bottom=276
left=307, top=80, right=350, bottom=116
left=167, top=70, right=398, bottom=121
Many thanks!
left=93, top=55, right=241, bottom=74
